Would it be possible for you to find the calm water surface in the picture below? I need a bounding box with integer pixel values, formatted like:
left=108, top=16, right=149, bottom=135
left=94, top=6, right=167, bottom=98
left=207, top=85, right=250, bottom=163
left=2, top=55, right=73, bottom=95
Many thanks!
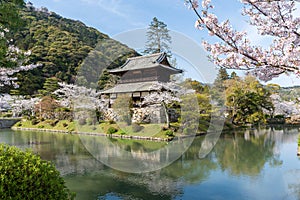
left=0, top=127, right=299, bottom=200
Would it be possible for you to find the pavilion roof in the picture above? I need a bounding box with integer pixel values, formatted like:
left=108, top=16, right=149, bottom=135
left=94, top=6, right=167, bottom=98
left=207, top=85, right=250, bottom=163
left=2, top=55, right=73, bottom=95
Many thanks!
left=109, top=52, right=182, bottom=73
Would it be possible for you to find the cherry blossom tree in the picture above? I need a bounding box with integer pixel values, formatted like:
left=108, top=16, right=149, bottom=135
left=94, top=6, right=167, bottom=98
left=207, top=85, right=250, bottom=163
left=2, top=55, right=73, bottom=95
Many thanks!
left=185, top=0, right=300, bottom=81
left=53, top=82, right=108, bottom=112
left=0, top=1, right=40, bottom=88
left=142, top=82, right=193, bottom=128
left=10, top=96, right=39, bottom=117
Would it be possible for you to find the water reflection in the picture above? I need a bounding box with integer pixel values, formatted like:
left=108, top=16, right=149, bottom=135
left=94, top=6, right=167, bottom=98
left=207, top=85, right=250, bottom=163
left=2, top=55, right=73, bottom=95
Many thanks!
left=0, top=127, right=299, bottom=200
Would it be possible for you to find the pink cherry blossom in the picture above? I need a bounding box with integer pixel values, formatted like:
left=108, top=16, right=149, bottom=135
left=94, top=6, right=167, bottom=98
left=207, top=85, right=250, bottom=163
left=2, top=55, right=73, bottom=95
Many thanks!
left=185, top=0, right=300, bottom=81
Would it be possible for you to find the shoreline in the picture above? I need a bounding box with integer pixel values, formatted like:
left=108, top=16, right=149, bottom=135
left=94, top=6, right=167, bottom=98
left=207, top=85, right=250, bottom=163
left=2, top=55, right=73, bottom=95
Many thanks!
left=11, top=126, right=172, bottom=142
left=11, top=123, right=299, bottom=143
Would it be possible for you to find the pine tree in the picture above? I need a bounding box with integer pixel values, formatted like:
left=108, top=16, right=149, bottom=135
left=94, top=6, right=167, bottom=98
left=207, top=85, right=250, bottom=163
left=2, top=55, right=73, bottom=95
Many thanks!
left=143, top=17, right=172, bottom=56
left=213, top=68, right=229, bottom=90
left=230, top=71, right=238, bottom=79
left=211, top=67, right=230, bottom=105
left=38, top=77, right=60, bottom=97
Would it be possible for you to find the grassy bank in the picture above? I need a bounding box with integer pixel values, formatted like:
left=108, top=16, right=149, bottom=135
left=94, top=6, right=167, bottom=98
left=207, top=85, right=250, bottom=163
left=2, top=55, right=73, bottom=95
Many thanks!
left=13, top=118, right=175, bottom=139
left=13, top=117, right=236, bottom=141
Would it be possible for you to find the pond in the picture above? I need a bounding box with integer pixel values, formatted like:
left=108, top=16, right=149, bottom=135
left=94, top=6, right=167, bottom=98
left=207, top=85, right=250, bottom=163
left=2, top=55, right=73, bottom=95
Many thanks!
left=0, top=127, right=300, bottom=200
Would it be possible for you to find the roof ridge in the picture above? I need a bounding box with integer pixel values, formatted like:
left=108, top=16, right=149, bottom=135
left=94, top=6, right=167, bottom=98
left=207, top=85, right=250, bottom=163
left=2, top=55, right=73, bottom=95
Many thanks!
left=127, top=52, right=164, bottom=60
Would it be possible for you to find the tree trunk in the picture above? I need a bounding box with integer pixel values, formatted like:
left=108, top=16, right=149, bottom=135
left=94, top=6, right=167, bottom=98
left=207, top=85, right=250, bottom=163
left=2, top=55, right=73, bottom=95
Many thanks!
left=162, top=101, right=170, bottom=128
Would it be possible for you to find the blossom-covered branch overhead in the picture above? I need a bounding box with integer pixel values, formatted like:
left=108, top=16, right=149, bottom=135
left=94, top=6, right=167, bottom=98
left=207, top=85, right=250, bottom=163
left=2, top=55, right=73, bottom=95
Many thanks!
left=186, top=0, right=300, bottom=81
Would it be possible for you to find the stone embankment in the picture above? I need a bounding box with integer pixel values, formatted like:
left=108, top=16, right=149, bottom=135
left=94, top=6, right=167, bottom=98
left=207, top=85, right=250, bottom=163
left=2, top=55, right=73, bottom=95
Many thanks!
left=0, top=118, right=21, bottom=129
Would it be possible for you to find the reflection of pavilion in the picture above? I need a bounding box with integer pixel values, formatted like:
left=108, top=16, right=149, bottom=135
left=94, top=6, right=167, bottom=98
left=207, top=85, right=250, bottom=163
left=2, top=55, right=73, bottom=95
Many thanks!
left=101, top=52, right=182, bottom=105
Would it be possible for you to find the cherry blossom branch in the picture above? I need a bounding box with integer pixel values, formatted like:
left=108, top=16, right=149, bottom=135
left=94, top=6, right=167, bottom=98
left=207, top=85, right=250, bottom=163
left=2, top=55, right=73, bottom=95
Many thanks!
left=186, top=0, right=300, bottom=81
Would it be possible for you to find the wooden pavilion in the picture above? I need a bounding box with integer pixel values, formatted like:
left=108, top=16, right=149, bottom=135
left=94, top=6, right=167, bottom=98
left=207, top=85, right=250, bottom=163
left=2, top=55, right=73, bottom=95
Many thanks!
left=101, top=52, right=183, bottom=105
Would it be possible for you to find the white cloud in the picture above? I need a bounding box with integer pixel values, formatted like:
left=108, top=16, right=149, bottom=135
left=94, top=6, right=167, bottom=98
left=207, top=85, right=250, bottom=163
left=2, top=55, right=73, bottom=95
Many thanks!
left=79, top=0, right=144, bottom=27
left=81, top=0, right=124, bottom=17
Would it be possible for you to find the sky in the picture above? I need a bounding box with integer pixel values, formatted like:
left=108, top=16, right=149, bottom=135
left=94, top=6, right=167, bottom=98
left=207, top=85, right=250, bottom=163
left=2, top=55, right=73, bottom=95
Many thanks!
left=27, top=0, right=300, bottom=87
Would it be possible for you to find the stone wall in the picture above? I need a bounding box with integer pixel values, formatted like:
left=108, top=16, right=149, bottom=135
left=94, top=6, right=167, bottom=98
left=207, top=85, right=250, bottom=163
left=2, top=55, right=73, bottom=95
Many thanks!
left=103, top=105, right=179, bottom=124
left=0, top=118, right=21, bottom=129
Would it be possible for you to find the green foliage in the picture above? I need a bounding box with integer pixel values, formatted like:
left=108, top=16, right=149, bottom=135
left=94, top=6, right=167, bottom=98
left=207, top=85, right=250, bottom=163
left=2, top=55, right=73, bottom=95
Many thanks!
left=107, top=126, right=118, bottom=134
left=108, top=119, right=115, bottom=124
left=48, top=119, right=59, bottom=127
left=0, top=112, right=12, bottom=118
left=143, top=17, right=172, bottom=56
left=277, top=86, right=300, bottom=102
left=7, top=5, right=138, bottom=94
left=98, top=69, right=118, bottom=90
left=224, top=75, right=274, bottom=125
left=0, top=0, right=25, bottom=69
left=165, top=130, right=174, bottom=137
left=0, top=144, right=75, bottom=199
left=119, top=130, right=126, bottom=135
left=31, top=118, right=39, bottom=125
left=211, top=67, right=230, bottom=105
left=38, top=77, right=60, bottom=97
left=37, top=124, right=44, bottom=128
left=229, top=71, right=238, bottom=79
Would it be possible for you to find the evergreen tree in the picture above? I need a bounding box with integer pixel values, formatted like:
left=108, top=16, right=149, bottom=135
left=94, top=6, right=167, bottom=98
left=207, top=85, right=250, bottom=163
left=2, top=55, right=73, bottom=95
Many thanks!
left=38, top=77, right=60, bottom=97
left=98, top=69, right=117, bottom=90
left=2, top=4, right=137, bottom=94
left=0, top=0, right=24, bottom=32
left=211, top=67, right=230, bottom=105
left=230, top=71, right=238, bottom=79
left=143, top=17, right=172, bottom=56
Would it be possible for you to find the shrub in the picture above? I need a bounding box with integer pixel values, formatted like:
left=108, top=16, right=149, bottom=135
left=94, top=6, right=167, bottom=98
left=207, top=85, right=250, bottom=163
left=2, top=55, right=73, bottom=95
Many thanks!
left=107, top=127, right=118, bottom=134
left=0, top=144, right=75, bottom=200
left=2, top=113, right=12, bottom=118
left=132, top=123, right=143, bottom=132
left=165, top=130, right=174, bottom=137
left=31, top=118, right=39, bottom=125
left=49, top=119, right=59, bottom=127
left=62, top=123, right=68, bottom=127
left=37, top=125, right=44, bottom=129
left=274, top=114, right=285, bottom=119
left=108, top=120, right=115, bottom=124
left=119, top=130, right=126, bottom=135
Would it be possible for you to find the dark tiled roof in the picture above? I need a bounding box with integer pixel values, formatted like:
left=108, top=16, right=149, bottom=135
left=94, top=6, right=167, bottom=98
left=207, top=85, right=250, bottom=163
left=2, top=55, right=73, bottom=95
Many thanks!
left=101, top=81, right=160, bottom=94
left=109, top=52, right=182, bottom=73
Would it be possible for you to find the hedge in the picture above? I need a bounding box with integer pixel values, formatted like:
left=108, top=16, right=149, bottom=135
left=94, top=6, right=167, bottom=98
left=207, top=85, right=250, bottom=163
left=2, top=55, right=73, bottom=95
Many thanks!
left=0, top=144, right=75, bottom=199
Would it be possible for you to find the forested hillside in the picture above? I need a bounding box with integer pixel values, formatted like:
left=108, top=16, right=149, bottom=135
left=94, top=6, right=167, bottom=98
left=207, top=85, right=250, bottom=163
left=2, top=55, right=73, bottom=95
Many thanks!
left=9, top=3, right=138, bottom=95
left=278, top=86, right=300, bottom=102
